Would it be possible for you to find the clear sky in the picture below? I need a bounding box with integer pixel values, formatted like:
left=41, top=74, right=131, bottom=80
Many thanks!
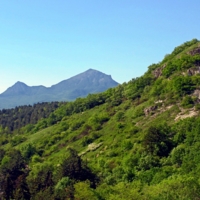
left=0, top=0, right=199, bottom=93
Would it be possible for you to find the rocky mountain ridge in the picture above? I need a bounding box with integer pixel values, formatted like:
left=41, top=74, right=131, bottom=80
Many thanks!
left=0, top=69, right=118, bottom=109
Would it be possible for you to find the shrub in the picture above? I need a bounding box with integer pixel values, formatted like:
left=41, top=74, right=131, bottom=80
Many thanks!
left=115, top=111, right=125, bottom=121
left=31, top=155, right=43, bottom=163
left=10, top=135, right=27, bottom=147
left=181, top=96, right=194, bottom=108
left=143, top=124, right=174, bottom=157
left=21, top=143, right=37, bottom=160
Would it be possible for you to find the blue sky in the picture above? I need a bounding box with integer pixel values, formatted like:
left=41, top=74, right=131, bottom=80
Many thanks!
left=0, top=0, right=199, bottom=93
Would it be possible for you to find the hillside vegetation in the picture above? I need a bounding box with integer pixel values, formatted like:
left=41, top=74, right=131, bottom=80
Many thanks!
left=1, top=39, right=200, bottom=199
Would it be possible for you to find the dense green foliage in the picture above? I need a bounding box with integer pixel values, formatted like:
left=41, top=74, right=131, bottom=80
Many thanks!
left=0, top=102, right=63, bottom=133
left=0, top=39, right=200, bottom=199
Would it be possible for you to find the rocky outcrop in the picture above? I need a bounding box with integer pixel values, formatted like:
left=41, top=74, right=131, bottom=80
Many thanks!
left=154, top=100, right=163, bottom=104
left=188, top=47, right=200, bottom=56
left=175, top=108, right=198, bottom=121
left=144, top=105, right=157, bottom=116
left=193, top=89, right=200, bottom=100
left=79, top=142, right=103, bottom=156
left=152, top=64, right=166, bottom=78
left=187, top=67, right=200, bottom=76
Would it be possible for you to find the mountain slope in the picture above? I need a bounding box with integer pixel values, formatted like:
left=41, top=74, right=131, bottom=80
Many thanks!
left=0, top=69, right=118, bottom=109
left=0, top=39, right=200, bottom=199
left=50, top=69, right=119, bottom=99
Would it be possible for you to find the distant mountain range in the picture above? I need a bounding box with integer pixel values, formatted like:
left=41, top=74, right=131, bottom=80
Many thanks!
left=0, top=69, right=118, bottom=109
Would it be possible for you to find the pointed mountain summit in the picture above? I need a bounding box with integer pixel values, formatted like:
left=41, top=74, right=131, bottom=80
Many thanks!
left=51, top=69, right=118, bottom=97
left=0, top=69, right=118, bottom=109
left=1, top=81, right=47, bottom=97
left=2, top=81, right=29, bottom=96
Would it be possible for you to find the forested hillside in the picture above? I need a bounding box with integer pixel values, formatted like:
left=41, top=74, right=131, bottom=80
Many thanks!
left=0, top=102, right=64, bottom=134
left=0, top=39, right=200, bottom=199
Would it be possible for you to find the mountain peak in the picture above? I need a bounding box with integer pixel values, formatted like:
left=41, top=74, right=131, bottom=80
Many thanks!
left=1, top=81, right=29, bottom=96
left=14, top=81, right=27, bottom=86
left=86, top=68, right=96, bottom=71
left=85, top=68, right=102, bottom=73
left=0, top=69, right=118, bottom=108
left=76, top=69, right=113, bottom=81
left=51, top=69, right=118, bottom=95
left=80, top=69, right=104, bottom=76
